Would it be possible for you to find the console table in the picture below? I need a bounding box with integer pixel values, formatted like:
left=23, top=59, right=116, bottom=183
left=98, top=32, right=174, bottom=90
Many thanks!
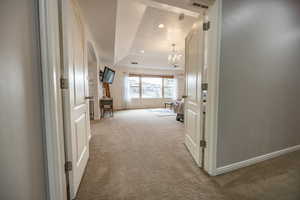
left=100, top=98, right=113, bottom=118
left=164, top=102, right=174, bottom=109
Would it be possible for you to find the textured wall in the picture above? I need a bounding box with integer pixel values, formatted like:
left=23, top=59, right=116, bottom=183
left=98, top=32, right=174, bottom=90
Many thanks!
left=217, top=0, right=300, bottom=167
left=0, top=0, right=46, bottom=199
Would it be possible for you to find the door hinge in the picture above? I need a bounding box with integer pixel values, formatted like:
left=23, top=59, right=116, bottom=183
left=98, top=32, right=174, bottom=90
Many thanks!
left=65, top=161, right=73, bottom=172
left=203, top=21, right=210, bottom=31
left=60, top=78, right=69, bottom=89
left=200, top=140, right=207, bottom=148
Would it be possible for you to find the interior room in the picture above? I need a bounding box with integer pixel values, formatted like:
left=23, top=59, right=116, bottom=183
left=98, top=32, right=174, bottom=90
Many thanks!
left=74, top=0, right=212, bottom=199
left=61, top=0, right=300, bottom=199
left=86, top=3, right=194, bottom=119
left=1, top=0, right=300, bottom=200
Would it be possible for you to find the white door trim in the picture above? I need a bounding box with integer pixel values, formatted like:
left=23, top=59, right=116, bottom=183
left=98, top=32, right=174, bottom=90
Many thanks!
left=203, top=0, right=222, bottom=176
left=39, top=0, right=67, bottom=199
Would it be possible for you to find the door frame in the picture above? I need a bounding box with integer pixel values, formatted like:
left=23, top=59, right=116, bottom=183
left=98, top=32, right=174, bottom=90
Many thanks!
left=38, top=0, right=222, bottom=199
left=39, top=0, right=68, bottom=199
left=183, top=0, right=222, bottom=176
left=203, top=0, right=222, bottom=176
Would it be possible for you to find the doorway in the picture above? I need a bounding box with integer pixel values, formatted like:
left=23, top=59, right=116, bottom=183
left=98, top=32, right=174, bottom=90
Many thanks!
left=87, top=41, right=101, bottom=121
left=39, top=0, right=222, bottom=199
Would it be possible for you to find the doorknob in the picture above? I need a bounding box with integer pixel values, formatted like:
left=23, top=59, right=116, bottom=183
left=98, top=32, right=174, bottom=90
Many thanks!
left=85, top=96, right=94, bottom=100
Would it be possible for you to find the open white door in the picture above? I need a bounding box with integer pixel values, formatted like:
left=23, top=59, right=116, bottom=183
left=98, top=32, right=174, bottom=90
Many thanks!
left=61, top=0, right=90, bottom=199
left=184, top=18, right=205, bottom=167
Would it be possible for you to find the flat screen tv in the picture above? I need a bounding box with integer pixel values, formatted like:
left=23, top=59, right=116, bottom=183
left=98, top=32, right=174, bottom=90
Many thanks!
left=101, top=67, right=115, bottom=84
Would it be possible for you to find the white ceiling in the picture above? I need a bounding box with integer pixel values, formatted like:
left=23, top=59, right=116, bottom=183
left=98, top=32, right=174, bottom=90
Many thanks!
left=119, top=6, right=197, bottom=70
left=114, top=0, right=147, bottom=64
left=77, top=0, right=117, bottom=64
left=77, top=0, right=205, bottom=69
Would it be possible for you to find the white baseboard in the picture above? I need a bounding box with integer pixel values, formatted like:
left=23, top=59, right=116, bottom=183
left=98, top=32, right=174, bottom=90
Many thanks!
left=214, top=144, right=300, bottom=176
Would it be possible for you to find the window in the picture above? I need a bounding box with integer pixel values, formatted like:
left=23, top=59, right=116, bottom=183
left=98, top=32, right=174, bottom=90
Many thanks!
left=128, top=75, right=176, bottom=99
left=142, top=77, right=162, bottom=98
left=128, top=76, right=140, bottom=98
left=163, top=78, right=176, bottom=99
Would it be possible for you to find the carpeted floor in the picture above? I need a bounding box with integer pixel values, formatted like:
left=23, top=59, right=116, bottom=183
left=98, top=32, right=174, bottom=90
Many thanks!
left=76, top=109, right=300, bottom=200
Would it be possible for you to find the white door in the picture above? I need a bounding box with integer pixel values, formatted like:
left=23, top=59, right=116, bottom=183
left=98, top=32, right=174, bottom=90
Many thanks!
left=184, top=20, right=205, bottom=167
left=61, top=0, right=90, bottom=199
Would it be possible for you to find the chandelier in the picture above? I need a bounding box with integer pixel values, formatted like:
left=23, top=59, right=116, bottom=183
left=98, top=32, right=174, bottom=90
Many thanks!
left=168, top=44, right=182, bottom=68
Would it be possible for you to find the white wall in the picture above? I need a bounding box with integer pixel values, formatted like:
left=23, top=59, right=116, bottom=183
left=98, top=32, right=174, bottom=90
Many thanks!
left=0, top=1, right=46, bottom=199
left=110, top=66, right=185, bottom=110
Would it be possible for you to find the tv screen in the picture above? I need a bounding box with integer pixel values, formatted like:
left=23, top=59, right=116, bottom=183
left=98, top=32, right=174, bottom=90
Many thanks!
left=101, top=67, right=115, bottom=84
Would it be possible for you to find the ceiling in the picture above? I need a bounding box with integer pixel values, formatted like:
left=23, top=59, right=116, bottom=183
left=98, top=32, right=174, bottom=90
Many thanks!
left=119, top=6, right=197, bottom=70
left=77, top=0, right=207, bottom=69
left=77, top=0, right=117, bottom=64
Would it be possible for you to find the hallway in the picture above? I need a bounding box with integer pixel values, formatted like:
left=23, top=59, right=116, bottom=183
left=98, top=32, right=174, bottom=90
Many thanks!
left=76, top=110, right=300, bottom=200
left=76, top=110, right=225, bottom=200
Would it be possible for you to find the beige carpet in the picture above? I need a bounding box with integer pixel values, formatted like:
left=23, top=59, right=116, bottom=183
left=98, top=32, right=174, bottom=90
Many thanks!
left=76, top=109, right=300, bottom=200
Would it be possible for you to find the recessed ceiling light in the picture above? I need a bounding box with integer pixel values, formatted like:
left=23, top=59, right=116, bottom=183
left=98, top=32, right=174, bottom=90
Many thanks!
left=140, top=50, right=145, bottom=54
left=158, top=24, right=165, bottom=29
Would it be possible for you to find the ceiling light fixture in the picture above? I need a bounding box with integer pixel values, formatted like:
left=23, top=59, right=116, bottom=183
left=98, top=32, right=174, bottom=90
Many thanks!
left=168, top=44, right=182, bottom=68
left=158, top=24, right=165, bottom=29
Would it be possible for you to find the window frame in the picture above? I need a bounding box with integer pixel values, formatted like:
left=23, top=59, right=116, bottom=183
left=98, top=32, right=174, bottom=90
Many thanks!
left=141, top=76, right=163, bottom=99
left=163, top=78, right=177, bottom=99
left=128, top=76, right=141, bottom=99
left=128, top=74, right=175, bottom=99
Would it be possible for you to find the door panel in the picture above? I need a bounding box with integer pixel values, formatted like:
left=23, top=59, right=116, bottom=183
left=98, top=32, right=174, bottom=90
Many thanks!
left=61, top=0, right=90, bottom=199
left=74, top=113, right=87, bottom=163
left=185, top=110, right=198, bottom=159
left=187, top=38, right=198, bottom=102
left=184, top=19, right=205, bottom=167
left=74, top=28, right=86, bottom=106
left=186, top=110, right=197, bottom=141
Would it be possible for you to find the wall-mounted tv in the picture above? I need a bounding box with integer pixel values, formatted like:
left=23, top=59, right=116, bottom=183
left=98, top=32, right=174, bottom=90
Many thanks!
left=101, top=67, right=115, bottom=84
